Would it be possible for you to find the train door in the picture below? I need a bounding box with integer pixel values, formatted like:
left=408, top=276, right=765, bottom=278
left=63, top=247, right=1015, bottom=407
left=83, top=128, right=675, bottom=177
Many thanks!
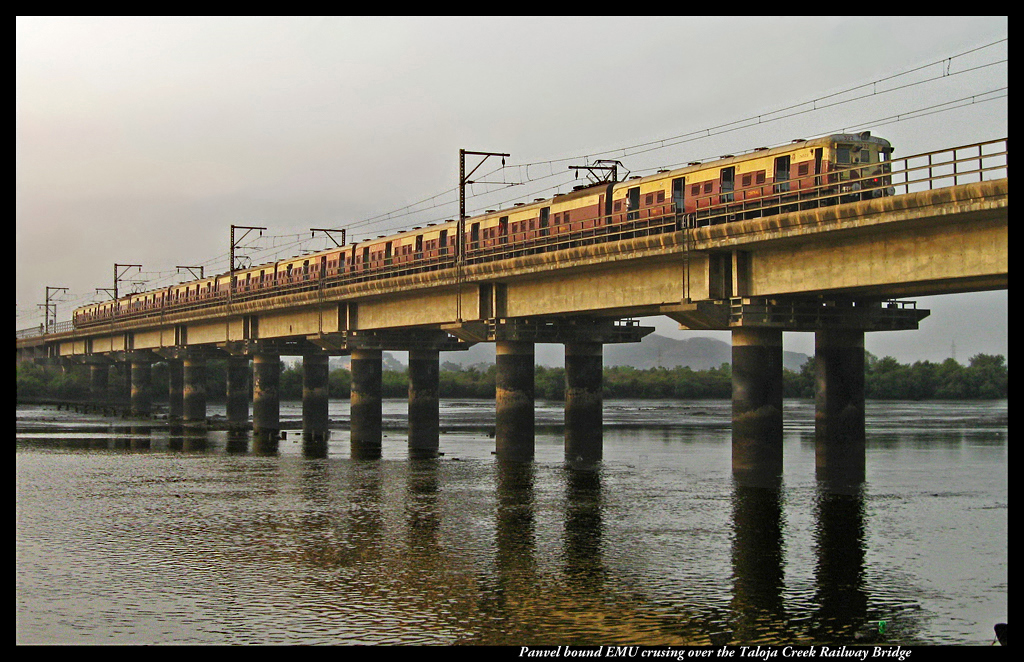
left=499, top=216, right=508, bottom=246
left=672, top=177, right=686, bottom=224
left=627, top=187, right=640, bottom=221
left=720, top=167, right=735, bottom=204
left=415, top=234, right=423, bottom=261
left=470, top=222, right=480, bottom=250
left=539, top=207, right=550, bottom=236
left=385, top=242, right=393, bottom=266
left=773, top=156, right=790, bottom=193
left=439, top=229, right=448, bottom=256
left=814, top=148, right=823, bottom=190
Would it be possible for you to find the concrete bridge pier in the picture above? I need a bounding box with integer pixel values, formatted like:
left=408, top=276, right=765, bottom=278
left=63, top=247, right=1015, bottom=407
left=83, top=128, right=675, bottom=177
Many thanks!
left=182, top=356, right=207, bottom=425
left=89, top=362, right=109, bottom=402
left=129, top=355, right=154, bottom=417
left=408, top=348, right=440, bottom=458
left=302, top=352, right=331, bottom=446
left=495, top=340, right=535, bottom=462
left=166, top=359, right=184, bottom=420
left=564, top=341, right=603, bottom=467
left=814, top=329, right=866, bottom=482
left=731, top=327, right=784, bottom=481
left=252, top=352, right=281, bottom=452
left=225, top=355, right=250, bottom=430
left=350, top=348, right=383, bottom=458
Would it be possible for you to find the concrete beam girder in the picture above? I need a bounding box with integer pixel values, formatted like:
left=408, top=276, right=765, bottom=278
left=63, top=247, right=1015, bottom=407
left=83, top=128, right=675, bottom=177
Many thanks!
left=727, top=297, right=930, bottom=332
left=153, top=345, right=227, bottom=361
left=307, top=329, right=471, bottom=353
left=443, top=317, right=655, bottom=345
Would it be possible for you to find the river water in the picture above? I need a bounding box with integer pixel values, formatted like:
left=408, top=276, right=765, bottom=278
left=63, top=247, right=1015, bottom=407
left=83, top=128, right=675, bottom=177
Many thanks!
left=16, top=399, right=1006, bottom=646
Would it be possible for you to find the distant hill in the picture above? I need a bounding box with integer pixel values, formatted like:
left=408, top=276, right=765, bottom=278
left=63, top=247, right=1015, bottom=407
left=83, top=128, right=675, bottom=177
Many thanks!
left=433, top=333, right=810, bottom=372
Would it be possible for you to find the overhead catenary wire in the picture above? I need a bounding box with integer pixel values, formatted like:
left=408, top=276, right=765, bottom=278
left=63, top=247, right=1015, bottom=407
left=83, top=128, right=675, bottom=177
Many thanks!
left=338, top=38, right=1006, bottom=240
left=21, top=37, right=1006, bottom=326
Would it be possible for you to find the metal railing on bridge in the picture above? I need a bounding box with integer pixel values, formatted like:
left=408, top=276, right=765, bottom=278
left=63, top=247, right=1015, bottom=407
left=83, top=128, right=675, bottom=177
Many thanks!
left=17, top=320, right=74, bottom=339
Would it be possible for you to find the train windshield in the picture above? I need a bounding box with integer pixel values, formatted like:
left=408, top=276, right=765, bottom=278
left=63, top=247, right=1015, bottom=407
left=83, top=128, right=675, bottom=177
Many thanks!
left=836, top=144, right=876, bottom=165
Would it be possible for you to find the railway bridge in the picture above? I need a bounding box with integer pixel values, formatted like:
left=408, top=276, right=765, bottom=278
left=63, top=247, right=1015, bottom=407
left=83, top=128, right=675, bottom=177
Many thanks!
left=16, top=139, right=1008, bottom=480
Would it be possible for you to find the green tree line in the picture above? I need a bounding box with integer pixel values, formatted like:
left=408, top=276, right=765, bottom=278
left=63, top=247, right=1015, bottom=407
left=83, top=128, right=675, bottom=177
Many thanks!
left=17, top=352, right=1007, bottom=402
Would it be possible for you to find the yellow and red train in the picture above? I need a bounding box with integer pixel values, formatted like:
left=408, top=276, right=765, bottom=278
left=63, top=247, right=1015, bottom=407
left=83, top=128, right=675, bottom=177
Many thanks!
left=73, top=132, right=894, bottom=328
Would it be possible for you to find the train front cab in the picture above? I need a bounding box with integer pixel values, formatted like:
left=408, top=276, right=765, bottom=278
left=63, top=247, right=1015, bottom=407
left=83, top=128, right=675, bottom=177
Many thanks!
left=829, top=133, right=894, bottom=203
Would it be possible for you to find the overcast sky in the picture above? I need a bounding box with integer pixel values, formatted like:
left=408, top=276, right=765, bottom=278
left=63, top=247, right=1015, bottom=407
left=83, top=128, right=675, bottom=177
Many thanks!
left=16, top=16, right=1007, bottom=363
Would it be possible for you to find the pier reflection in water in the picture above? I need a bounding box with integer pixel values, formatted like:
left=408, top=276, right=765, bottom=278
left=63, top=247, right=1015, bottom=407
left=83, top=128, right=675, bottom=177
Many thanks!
left=15, top=399, right=1006, bottom=645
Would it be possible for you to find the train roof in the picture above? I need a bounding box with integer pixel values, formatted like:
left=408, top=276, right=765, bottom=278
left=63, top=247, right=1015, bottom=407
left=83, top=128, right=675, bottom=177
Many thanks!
left=611, top=132, right=892, bottom=189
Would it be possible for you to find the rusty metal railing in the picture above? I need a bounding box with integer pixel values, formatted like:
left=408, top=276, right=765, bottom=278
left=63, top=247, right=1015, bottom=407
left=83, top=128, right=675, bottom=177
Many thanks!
left=891, top=137, right=1007, bottom=193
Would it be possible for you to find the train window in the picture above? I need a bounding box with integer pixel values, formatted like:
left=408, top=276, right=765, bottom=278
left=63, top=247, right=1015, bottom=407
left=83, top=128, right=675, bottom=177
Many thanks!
left=798, top=164, right=809, bottom=177
left=742, top=174, right=752, bottom=188
left=645, top=193, right=653, bottom=206
left=691, top=184, right=701, bottom=196
left=836, top=146, right=852, bottom=164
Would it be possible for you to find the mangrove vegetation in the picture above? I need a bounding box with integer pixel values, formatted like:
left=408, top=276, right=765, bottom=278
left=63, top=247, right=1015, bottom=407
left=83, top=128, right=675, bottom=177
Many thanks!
left=17, top=352, right=1008, bottom=403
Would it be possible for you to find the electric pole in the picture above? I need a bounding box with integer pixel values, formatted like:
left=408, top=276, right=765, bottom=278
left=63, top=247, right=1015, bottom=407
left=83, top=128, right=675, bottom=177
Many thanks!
left=229, top=225, right=266, bottom=306
left=459, top=149, right=510, bottom=263
left=41, top=286, right=68, bottom=333
left=457, top=149, right=509, bottom=321
left=96, top=263, right=142, bottom=301
left=230, top=225, right=267, bottom=274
